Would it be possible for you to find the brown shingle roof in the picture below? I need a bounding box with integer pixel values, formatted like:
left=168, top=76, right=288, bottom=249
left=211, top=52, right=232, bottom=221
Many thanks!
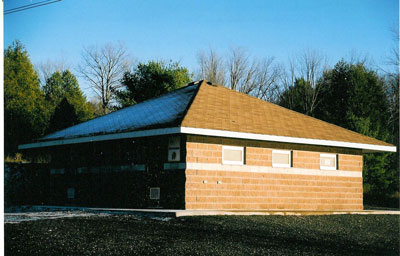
left=181, top=81, right=393, bottom=147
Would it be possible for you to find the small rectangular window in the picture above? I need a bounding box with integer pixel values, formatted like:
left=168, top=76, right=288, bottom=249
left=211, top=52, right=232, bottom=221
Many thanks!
left=222, top=146, right=244, bottom=165
left=272, top=150, right=291, bottom=168
left=150, top=187, right=160, bottom=200
left=320, top=154, right=337, bottom=170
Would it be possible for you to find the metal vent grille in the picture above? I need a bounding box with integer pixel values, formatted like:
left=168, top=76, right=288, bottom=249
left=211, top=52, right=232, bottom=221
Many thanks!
left=150, top=187, right=160, bottom=200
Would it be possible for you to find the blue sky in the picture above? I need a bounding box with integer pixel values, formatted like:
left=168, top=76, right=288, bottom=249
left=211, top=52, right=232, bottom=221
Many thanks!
left=4, top=0, right=398, bottom=98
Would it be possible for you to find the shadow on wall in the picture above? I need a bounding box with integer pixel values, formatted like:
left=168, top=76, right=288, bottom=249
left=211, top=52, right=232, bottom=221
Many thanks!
left=4, top=163, right=186, bottom=209
left=5, top=163, right=51, bottom=207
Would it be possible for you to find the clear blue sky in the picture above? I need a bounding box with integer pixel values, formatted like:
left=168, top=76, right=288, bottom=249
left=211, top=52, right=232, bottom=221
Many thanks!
left=4, top=0, right=398, bottom=98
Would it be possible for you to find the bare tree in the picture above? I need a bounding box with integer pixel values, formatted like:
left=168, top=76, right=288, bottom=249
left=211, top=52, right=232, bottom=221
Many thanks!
left=227, top=47, right=281, bottom=102
left=384, top=26, right=399, bottom=139
left=386, top=25, right=399, bottom=68
left=278, top=58, right=296, bottom=108
left=346, top=49, right=374, bottom=68
left=78, top=42, right=131, bottom=114
left=228, top=47, right=256, bottom=92
left=195, top=47, right=281, bottom=102
left=196, top=48, right=226, bottom=85
left=294, top=49, right=328, bottom=115
left=250, top=58, right=282, bottom=102
left=296, top=49, right=327, bottom=88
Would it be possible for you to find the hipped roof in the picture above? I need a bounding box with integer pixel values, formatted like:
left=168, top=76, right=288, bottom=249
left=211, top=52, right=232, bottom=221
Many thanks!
left=19, top=80, right=396, bottom=153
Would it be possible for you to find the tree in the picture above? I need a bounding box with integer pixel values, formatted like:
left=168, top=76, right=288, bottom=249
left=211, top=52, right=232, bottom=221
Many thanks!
left=47, top=98, right=79, bottom=134
left=87, top=98, right=105, bottom=118
left=78, top=42, right=131, bottom=114
left=316, top=60, right=389, bottom=133
left=227, top=48, right=281, bottom=102
left=315, top=60, right=396, bottom=205
left=36, top=57, right=69, bottom=86
left=43, top=70, right=93, bottom=122
left=278, top=78, right=314, bottom=115
left=115, top=61, right=192, bottom=108
left=196, top=48, right=226, bottom=85
left=4, top=41, right=50, bottom=155
left=196, top=47, right=281, bottom=102
left=279, top=49, right=327, bottom=115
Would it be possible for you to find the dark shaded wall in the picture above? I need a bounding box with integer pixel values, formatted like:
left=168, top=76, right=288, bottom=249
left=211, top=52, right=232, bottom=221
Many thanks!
left=5, top=163, right=50, bottom=207
left=18, top=135, right=186, bottom=209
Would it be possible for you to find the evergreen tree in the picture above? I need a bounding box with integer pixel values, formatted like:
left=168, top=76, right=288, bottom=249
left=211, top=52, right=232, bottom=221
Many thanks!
left=4, top=41, right=50, bottom=154
left=115, top=61, right=192, bottom=108
left=278, top=78, right=315, bottom=115
left=47, top=98, right=79, bottom=134
left=43, top=70, right=93, bottom=122
left=315, top=60, right=396, bottom=205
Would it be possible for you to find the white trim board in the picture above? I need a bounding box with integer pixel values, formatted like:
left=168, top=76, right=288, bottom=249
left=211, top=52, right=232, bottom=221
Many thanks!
left=180, top=127, right=396, bottom=153
left=19, top=126, right=396, bottom=153
left=186, top=163, right=362, bottom=178
left=18, top=127, right=181, bottom=149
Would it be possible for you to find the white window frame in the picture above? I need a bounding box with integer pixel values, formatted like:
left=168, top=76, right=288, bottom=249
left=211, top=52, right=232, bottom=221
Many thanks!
left=272, top=150, right=291, bottom=168
left=320, top=153, right=337, bottom=170
left=222, top=146, right=244, bottom=165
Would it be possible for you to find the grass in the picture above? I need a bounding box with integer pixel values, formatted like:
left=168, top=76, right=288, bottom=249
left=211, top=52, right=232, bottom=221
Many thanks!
left=5, top=214, right=400, bottom=256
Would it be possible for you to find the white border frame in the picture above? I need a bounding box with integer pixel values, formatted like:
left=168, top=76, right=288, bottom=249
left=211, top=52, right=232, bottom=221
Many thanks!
left=272, top=150, right=291, bottom=168
left=320, top=153, right=337, bottom=170
left=222, top=146, right=244, bottom=165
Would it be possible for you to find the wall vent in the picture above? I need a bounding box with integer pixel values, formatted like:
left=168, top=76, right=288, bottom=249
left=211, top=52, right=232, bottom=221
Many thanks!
left=67, top=187, right=75, bottom=199
left=150, top=187, right=160, bottom=200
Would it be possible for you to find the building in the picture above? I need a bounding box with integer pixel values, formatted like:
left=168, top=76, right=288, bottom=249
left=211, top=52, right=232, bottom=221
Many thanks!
left=20, top=80, right=396, bottom=210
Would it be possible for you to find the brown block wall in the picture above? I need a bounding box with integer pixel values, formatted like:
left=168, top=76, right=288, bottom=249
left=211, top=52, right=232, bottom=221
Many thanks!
left=185, top=138, right=363, bottom=211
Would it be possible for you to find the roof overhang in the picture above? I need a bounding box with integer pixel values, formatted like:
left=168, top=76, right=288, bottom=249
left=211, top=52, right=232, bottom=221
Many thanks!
left=19, top=126, right=396, bottom=153
left=180, top=127, right=397, bottom=153
left=19, top=127, right=181, bottom=150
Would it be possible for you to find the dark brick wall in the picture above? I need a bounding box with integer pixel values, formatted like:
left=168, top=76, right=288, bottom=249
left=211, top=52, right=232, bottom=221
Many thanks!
left=5, top=163, right=51, bottom=207
left=22, top=135, right=186, bottom=209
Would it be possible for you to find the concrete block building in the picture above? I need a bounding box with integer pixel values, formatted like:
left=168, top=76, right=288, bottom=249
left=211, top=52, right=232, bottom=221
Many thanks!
left=20, top=80, right=396, bottom=210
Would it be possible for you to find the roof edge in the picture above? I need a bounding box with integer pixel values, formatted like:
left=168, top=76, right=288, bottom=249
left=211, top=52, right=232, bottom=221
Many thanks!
left=180, top=127, right=397, bottom=153
left=19, top=126, right=397, bottom=153
left=19, top=127, right=181, bottom=149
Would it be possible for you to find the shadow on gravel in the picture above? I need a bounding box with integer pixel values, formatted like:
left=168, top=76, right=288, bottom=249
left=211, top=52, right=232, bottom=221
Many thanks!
left=5, top=214, right=400, bottom=256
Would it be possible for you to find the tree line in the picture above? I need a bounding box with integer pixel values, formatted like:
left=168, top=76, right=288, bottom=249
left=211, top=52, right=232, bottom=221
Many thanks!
left=4, top=40, right=399, bottom=207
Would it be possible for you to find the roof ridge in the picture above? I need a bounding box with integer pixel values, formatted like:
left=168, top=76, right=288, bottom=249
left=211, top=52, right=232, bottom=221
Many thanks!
left=179, top=80, right=208, bottom=126
left=197, top=83, right=393, bottom=147
left=175, top=81, right=202, bottom=127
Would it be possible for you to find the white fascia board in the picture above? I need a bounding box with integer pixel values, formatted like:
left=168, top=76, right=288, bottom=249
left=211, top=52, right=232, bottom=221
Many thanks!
left=18, top=127, right=181, bottom=149
left=19, top=126, right=397, bottom=153
left=180, top=127, right=397, bottom=153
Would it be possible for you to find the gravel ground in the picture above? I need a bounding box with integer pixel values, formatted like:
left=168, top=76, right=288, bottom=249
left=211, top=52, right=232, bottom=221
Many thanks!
left=5, top=214, right=400, bottom=256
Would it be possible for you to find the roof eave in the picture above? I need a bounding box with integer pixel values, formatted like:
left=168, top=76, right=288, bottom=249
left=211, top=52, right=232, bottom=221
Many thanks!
left=18, top=126, right=397, bottom=153
left=180, top=127, right=397, bottom=153
left=18, top=127, right=182, bottom=150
